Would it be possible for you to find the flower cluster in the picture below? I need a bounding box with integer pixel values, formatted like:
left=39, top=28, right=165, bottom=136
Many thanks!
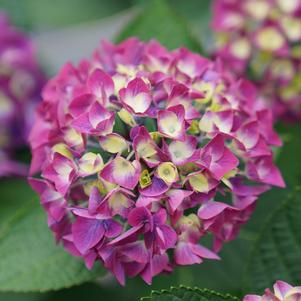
left=0, top=13, right=44, bottom=176
left=245, top=281, right=301, bottom=301
left=29, top=38, right=284, bottom=285
left=211, top=0, right=301, bottom=121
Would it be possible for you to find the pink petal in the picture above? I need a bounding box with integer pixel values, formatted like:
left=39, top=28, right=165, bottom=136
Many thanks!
left=87, top=68, right=114, bottom=103
left=198, top=201, right=234, bottom=220
left=243, top=296, right=262, bottom=301
left=247, top=157, right=285, bottom=188
left=101, top=157, right=141, bottom=189
left=166, top=189, right=193, bottom=212
left=119, top=78, right=151, bottom=114
left=69, top=94, right=95, bottom=117
left=174, top=242, right=202, bottom=265
left=168, top=136, right=198, bottom=165
left=158, top=105, right=186, bottom=141
left=274, top=281, right=293, bottom=299
left=190, top=244, right=220, bottom=260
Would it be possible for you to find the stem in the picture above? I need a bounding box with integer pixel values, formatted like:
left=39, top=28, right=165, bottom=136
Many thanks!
left=126, top=150, right=135, bottom=160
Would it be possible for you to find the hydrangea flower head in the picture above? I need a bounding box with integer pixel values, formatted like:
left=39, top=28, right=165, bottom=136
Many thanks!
left=245, top=281, right=301, bottom=301
left=211, top=0, right=301, bottom=121
left=0, top=13, right=44, bottom=176
left=29, top=38, right=284, bottom=285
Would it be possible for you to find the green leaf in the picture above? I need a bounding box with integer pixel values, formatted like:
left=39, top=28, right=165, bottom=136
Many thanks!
left=244, top=186, right=301, bottom=293
left=0, top=179, right=105, bottom=293
left=140, top=286, right=239, bottom=301
left=116, top=0, right=203, bottom=53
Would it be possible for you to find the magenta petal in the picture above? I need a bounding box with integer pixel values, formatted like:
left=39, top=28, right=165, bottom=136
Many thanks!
left=88, top=186, right=103, bottom=214
left=71, top=112, right=92, bottom=133
left=128, top=207, right=152, bottom=227
left=166, top=189, right=193, bottom=212
left=103, top=219, right=123, bottom=238
left=87, top=68, right=114, bottom=101
left=121, top=241, right=149, bottom=263
left=199, top=134, right=238, bottom=180
left=112, top=257, right=126, bottom=286
left=72, top=217, right=105, bottom=254
left=140, top=253, right=169, bottom=285
left=247, top=157, right=285, bottom=188
left=69, top=94, right=94, bottom=117
left=84, top=250, right=97, bottom=270
left=139, top=177, right=169, bottom=197
left=108, top=225, right=143, bottom=246
left=158, top=225, right=177, bottom=249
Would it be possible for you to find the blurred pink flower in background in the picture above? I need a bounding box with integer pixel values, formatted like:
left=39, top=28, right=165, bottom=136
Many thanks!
left=245, top=281, right=301, bottom=301
left=0, top=13, right=45, bottom=176
left=29, top=37, right=284, bottom=285
left=211, top=0, right=301, bottom=121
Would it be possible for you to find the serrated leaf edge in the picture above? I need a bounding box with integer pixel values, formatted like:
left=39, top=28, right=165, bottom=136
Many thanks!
left=140, top=285, right=240, bottom=301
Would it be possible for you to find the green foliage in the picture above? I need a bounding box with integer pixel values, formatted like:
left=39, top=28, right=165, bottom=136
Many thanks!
left=0, top=179, right=104, bottom=293
left=245, top=186, right=301, bottom=292
left=116, top=0, right=203, bottom=53
left=140, top=286, right=239, bottom=301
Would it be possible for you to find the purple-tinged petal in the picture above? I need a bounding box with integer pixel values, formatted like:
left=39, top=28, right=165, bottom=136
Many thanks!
left=103, top=219, right=123, bottom=238
left=139, top=176, right=169, bottom=197
left=157, top=225, right=177, bottom=249
left=88, top=186, right=103, bottom=214
left=72, top=217, right=105, bottom=254
left=108, top=225, right=143, bottom=246
left=128, top=207, right=153, bottom=228
left=120, top=241, right=149, bottom=263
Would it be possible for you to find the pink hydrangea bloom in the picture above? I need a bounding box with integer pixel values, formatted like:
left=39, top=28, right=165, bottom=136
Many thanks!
left=0, top=13, right=44, bottom=176
left=245, top=281, right=301, bottom=301
left=211, top=0, right=301, bottom=121
left=29, top=38, right=284, bottom=285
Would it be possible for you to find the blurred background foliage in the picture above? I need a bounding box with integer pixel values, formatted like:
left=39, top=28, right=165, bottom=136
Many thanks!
left=0, top=0, right=300, bottom=300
